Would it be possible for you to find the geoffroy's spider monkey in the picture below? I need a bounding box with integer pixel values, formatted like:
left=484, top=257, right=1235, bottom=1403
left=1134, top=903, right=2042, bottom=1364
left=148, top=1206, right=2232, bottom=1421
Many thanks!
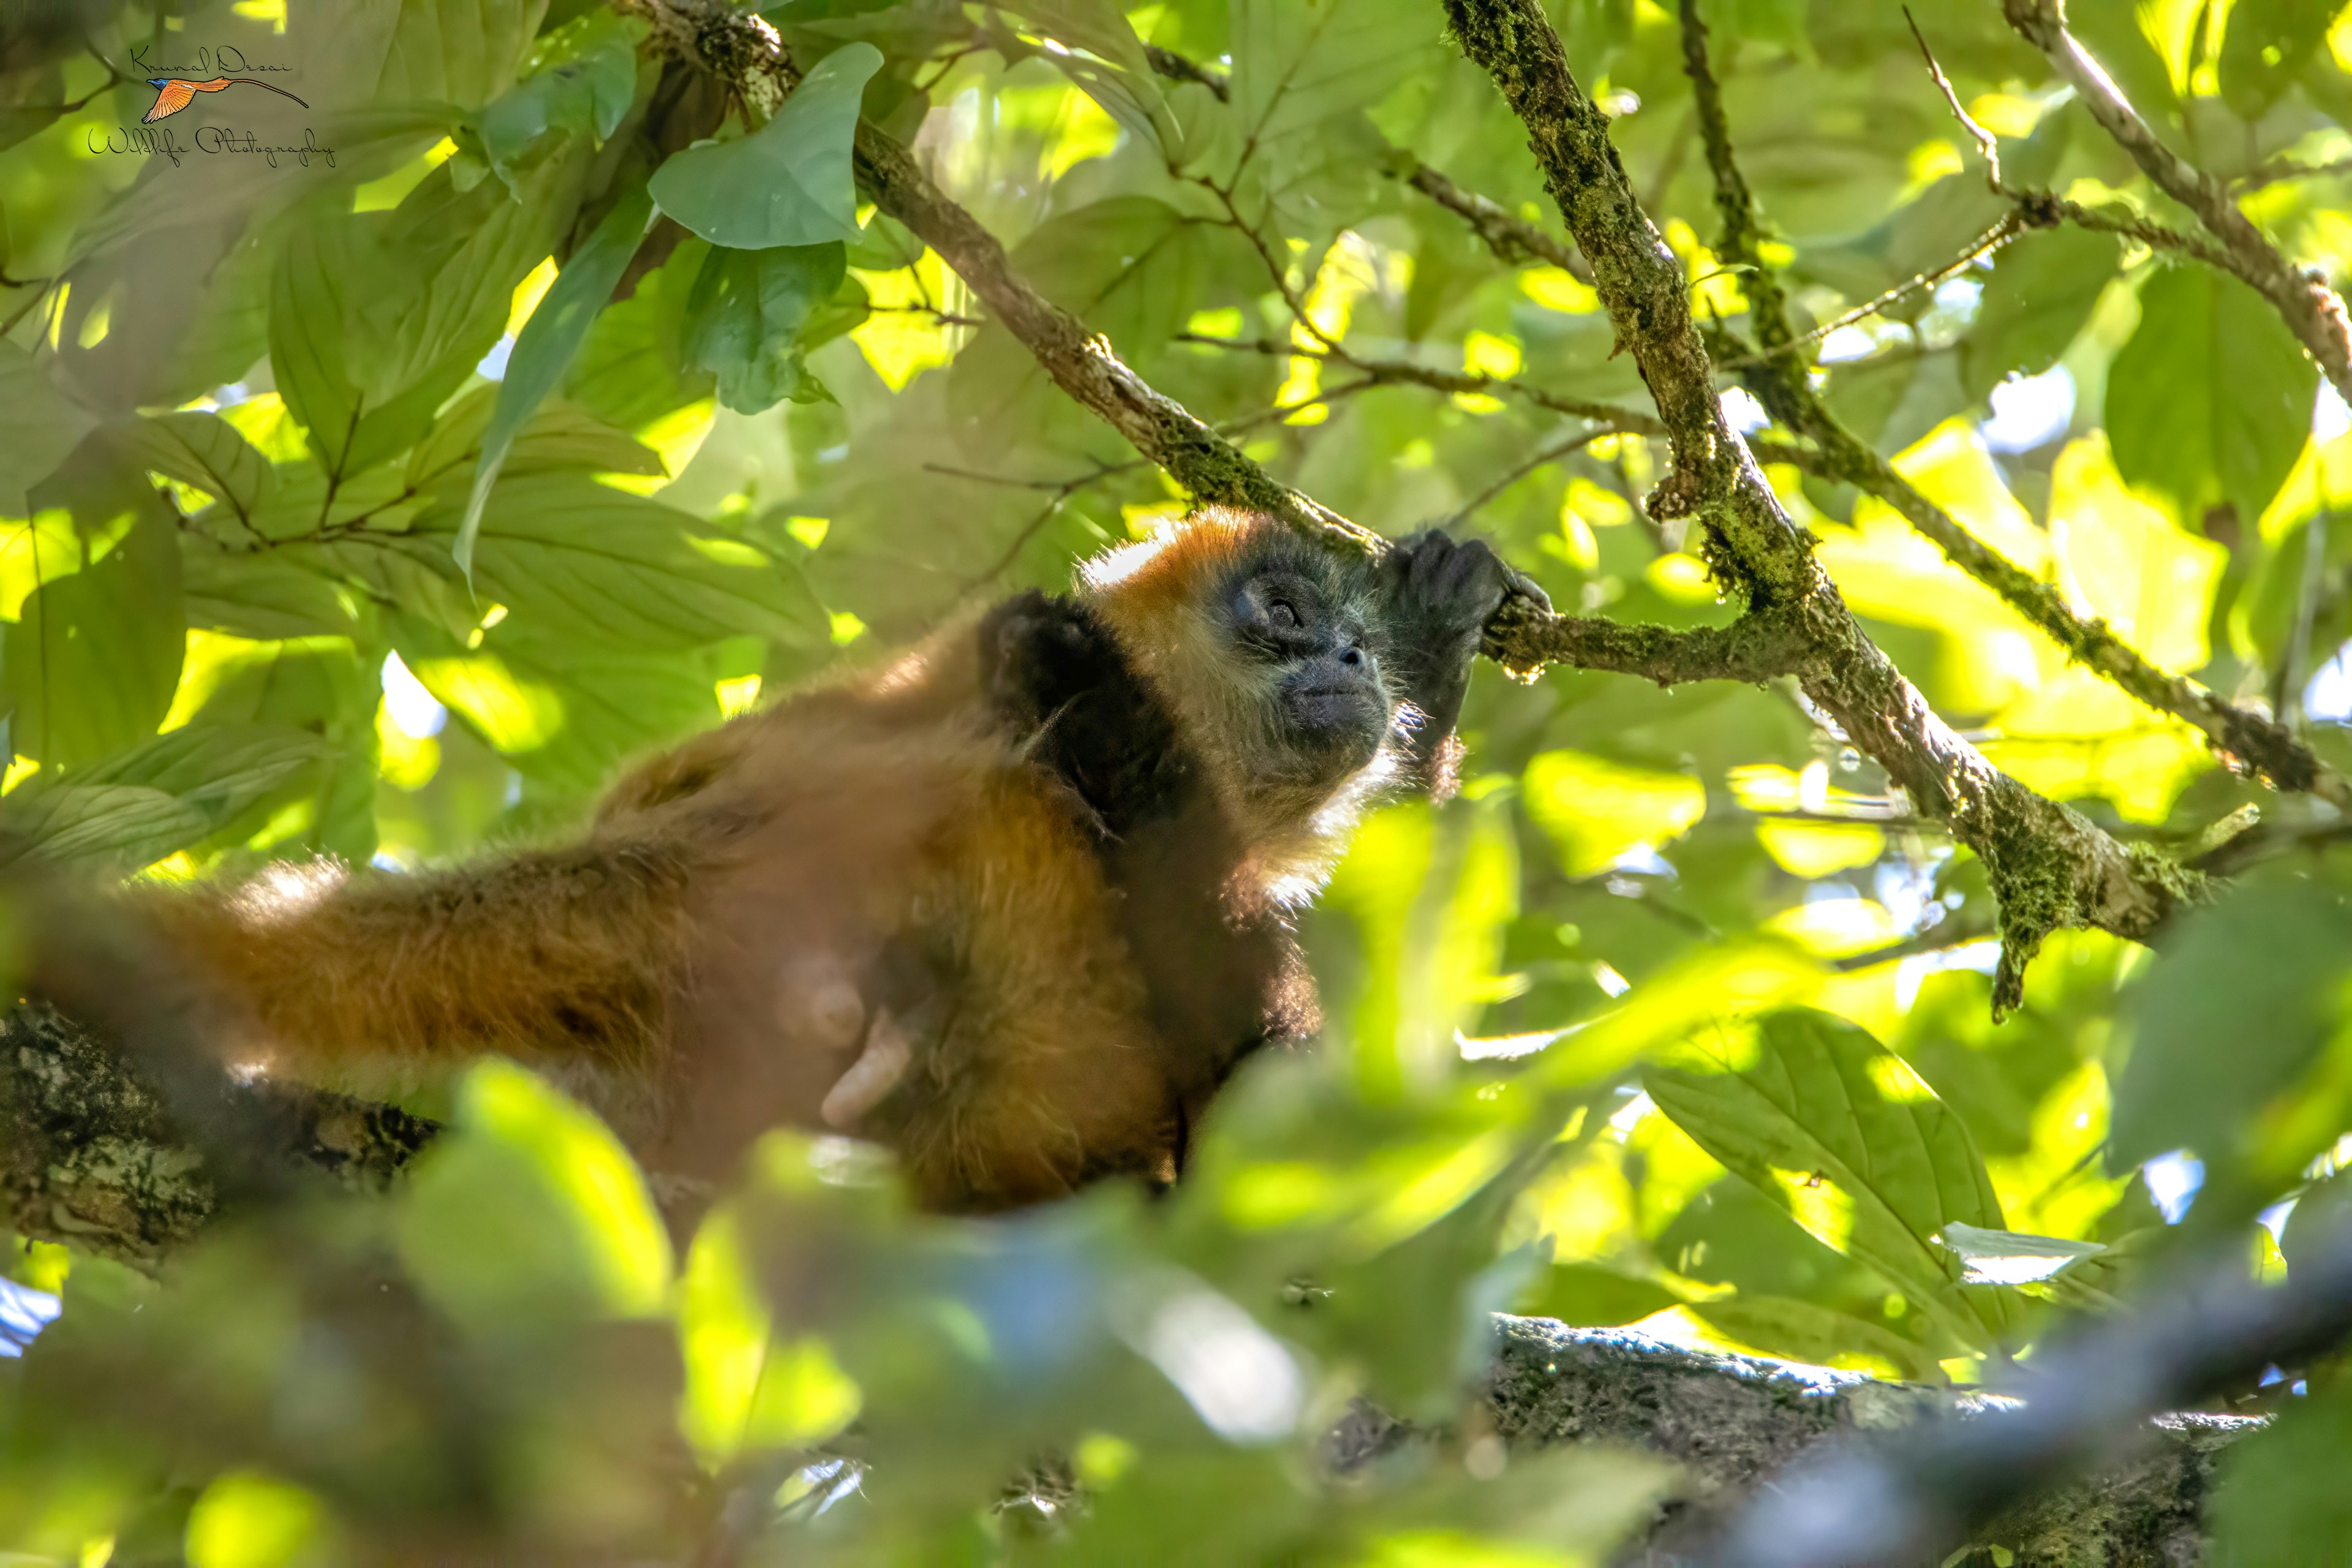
left=137, top=509, right=1531, bottom=1210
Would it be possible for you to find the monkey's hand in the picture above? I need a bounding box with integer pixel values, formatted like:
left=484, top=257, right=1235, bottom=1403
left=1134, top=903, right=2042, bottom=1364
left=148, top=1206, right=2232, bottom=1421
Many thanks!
left=1378, top=530, right=1538, bottom=780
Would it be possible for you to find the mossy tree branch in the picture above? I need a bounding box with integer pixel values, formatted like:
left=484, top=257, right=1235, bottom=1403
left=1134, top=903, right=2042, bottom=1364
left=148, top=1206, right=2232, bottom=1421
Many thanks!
left=1680, top=0, right=2352, bottom=809
left=0, top=1002, right=434, bottom=1265
left=1436, top=0, right=2202, bottom=1009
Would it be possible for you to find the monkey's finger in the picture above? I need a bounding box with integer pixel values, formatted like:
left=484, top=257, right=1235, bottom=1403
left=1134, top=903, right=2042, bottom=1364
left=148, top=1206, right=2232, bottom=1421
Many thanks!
left=1502, top=565, right=1552, bottom=614
left=776, top=952, right=870, bottom=1051
left=820, top=1006, right=915, bottom=1129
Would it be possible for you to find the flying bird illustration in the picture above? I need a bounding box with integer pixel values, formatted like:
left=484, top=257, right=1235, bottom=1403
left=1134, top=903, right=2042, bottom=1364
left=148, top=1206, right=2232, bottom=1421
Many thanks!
left=141, top=76, right=308, bottom=124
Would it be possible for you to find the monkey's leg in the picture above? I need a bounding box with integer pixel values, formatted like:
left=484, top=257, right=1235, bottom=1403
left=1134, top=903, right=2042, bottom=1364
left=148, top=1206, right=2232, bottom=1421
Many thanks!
left=140, top=836, right=706, bottom=1109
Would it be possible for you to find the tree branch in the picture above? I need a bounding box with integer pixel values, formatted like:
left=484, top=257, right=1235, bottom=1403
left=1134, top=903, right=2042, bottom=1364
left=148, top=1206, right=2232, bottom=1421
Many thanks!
left=2000, top=0, right=2352, bottom=409
left=1700, top=4, right=2352, bottom=810
left=1438, top=0, right=2201, bottom=1011
left=1400, top=162, right=1594, bottom=284
left=1480, top=598, right=1795, bottom=687
left=1782, top=430, right=2352, bottom=805
left=0, top=1001, right=434, bottom=1265
left=1175, top=331, right=1667, bottom=433
left=1693, top=1216, right=2352, bottom=1566
left=1139, top=43, right=1595, bottom=284
left=1434, top=1318, right=2252, bottom=1567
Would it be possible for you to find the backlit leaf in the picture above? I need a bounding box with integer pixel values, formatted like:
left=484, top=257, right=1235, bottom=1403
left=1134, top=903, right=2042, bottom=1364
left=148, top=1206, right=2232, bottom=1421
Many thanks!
left=649, top=43, right=883, bottom=251
left=2106, top=266, right=2318, bottom=526
left=2112, top=873, right=2352, bottom=1169
left=1648, top=1009, right=2019, bottom=1351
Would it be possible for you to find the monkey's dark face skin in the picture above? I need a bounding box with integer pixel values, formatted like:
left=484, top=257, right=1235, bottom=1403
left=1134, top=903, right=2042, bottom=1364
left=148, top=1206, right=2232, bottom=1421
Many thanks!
left=1224, top=564, right=1389, bottom=776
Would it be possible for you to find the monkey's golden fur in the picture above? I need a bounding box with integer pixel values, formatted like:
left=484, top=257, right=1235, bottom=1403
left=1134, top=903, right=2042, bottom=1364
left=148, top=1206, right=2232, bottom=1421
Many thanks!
left=147, top=510, right=1391, bottom=1210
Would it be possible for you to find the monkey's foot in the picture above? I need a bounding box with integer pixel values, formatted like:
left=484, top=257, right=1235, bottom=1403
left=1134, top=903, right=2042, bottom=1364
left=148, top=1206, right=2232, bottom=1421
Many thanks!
left=820, top=1008, right=914, bottom=1129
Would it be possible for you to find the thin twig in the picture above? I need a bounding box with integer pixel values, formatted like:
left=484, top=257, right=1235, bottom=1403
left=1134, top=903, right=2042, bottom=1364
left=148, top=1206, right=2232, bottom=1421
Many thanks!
left=2234, top=154, right=2352, bottom=192
left=1446, top=429, right=1612, bottom=527
left=1177, top=330, right=1666, bottom=433
left=867, top=304, right=985, bottom=327
left=1716, top=214, right=2022, bottom=369
left=1904, top=6, right=2000, bottom=180
left=1403, top=164, right=1593, bottom=283
left=1141, top=43, right=1227, bottom=101
left=1140, top=42, right=1594, bottom=284
left=1901, top=9, right=2242, bottom=271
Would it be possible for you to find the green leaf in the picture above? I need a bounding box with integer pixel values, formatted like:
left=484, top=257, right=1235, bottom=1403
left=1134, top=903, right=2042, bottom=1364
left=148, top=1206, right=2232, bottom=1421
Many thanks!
left=2218, top=0, right=2346, bottom=118
left=116, top=412, right=276, bottom=529
left=2209, top=1376, right=2352, bottom=1565
left=649, top=42, right=883, bottom=250
left=456, top=184, right=654, bottom=581
left=1684, top=1294, right=1947, bottom=1382
left=0, top=342, right=96, bottom=516
left=398, top=1059, right=672, bottom=1335
left=180, top=544, right=358, bottom=641
left=495, top=635, right=722, bottom=794
left=992, top=0, right=1178, bottom=153
left=1230, top=0, right=1427, bottom=170
left=1958, top=228, right=2119, bottom=401
left=476, top=18, right=641, bottom=172
left=358, top=0, right=552, bottom=109
left=272, top=166, right=573, bottom=482
left=420, top=473, right=826, bottom=649
left=1006, top=195, right=1257, bottom=366
left=1521, top=748, right=1706, bottom=878
left=267, top=215, right=376, bottom=481
left=5, top=515, right=184, bottom=769
left=74, top=724, right=334, bottom=831
left=1519, top=1262, right=1681, bottom=1328
left=2106, top=265, right=2319, bottom=525
left=1646, top=1009, right=2019, bottom=1352
left=0, top=785, right=209, bottom=867
left=680, top=241, right=849, bottom=414
left=288, top=532, right=481, bottom=643
left=410, top=385, right=665, bottom=494
left=2111, top=874, right=2352, bottom=1169
left=562, top=239, right=716, bottom=429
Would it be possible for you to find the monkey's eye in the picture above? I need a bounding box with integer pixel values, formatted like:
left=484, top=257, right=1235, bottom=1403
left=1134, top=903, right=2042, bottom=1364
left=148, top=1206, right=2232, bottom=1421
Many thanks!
left=1267, top=600, right=1300, bottom=630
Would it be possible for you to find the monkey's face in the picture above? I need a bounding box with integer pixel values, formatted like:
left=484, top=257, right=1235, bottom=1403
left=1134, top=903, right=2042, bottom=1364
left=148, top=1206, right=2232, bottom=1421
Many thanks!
left=1223, top=564, right=1390, bottom=782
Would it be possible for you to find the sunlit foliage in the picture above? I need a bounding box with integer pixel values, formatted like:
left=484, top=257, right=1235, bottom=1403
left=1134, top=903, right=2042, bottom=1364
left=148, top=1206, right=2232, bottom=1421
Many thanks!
left=4, top=0, right=2352, bottom=1558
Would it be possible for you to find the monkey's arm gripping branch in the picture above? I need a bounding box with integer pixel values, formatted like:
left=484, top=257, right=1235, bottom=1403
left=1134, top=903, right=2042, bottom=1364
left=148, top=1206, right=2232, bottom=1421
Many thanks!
left=1434, top=0, right=2201, bottom=1008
